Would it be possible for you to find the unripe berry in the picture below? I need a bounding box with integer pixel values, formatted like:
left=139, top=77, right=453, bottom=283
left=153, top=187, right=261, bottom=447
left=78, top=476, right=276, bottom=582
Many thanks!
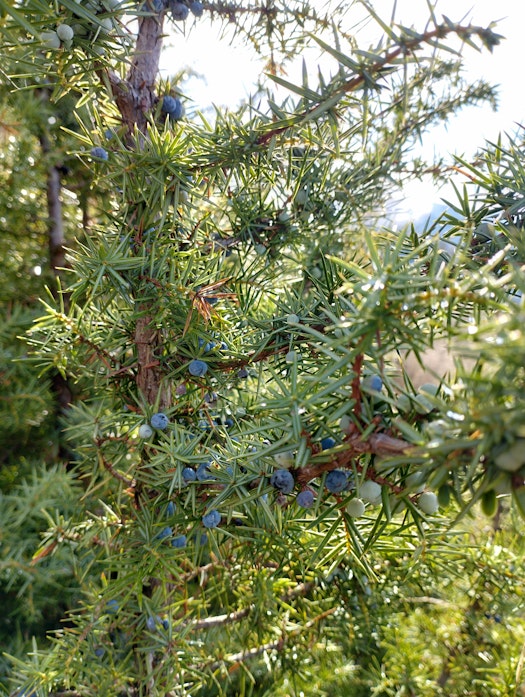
left=40, top=31, right=61, bottom=49
left=346, top=497, right=366, bottom=518
left=98, top=17, right=113, bottom=33
left=359, top=480, right=382, bottom=504
left=274, top=451, right=294, bottom=468
left=405, top=471, right=425, bottom=493
left=480, top=489, right=497, bottom=517
left=494, top=440, right=525, bottom=472
left=419, top=383, right=439, bottom=396
left=138, top=424, right=153, bottom=438
left=285, top=350, right=299, bottom=363
left=418, top=491, right=439, bottom=515
left=294, top=188, right=309, bottom=205
left=56, top=24, right=75, bottom=41
left=339, top=414, right=352, bottom=433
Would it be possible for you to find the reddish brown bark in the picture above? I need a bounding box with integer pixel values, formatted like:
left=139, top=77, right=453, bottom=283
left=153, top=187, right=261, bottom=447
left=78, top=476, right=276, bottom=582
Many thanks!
left=107, top=11, right=171, bottom=406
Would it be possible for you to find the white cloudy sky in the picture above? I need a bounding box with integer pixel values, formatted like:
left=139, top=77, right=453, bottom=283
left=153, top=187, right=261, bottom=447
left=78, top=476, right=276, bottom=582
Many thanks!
left=160, top=0, right=524, bottom=217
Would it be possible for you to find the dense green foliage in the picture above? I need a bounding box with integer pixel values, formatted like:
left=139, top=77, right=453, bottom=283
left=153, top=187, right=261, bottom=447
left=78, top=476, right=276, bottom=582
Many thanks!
left=1, top=1, right=524, bottom=696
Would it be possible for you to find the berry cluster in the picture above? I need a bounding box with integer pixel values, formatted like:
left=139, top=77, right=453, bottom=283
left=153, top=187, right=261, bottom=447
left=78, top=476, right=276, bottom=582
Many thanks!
left=40, top=0, right=122, bottom=54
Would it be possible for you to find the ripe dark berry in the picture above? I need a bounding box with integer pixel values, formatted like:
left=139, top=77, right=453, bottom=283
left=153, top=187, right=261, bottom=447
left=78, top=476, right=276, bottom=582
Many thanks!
left=202, top=509, right=221, bottom=528
left=171, top=534, right=187, bottom=548
left=369, top=374, right=383, bottom=391
left=90, top=146, right=108, bottom=160
left=106, top=599, right=119, bottom=614
left=320, top=436, right=336, bottom=450
left=151, top=412, right=169, bottom=430
left=170, top=2, right=189, bottom=21
left=189, top=0, right=203, bottom=16
left=196, top=461, right=215, bottom=481
left=161, top=95, right=184, bottom=120
left=182, top=467, right=197, bottom=483
left=296, top=490, right=314, bottom=508
left=156, top=526, right=172, bottom=540
left=188, top=359, right=208, bottom=377
left=270, top=469, right=294, bottom=494
left=325, top=469, right=348, bottom=493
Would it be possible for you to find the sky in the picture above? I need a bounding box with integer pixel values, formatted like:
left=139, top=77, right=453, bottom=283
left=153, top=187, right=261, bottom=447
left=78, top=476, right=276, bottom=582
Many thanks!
left=159, top=0, right=525, bottom=218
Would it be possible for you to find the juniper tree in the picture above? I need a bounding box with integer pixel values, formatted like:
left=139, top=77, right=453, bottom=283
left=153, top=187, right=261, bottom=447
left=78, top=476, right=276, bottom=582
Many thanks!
left=1, top=0, right=525, bottom=695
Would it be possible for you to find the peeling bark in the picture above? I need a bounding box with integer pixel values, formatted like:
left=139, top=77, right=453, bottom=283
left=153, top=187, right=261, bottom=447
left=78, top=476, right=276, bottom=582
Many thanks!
left=108, top=11, right=170, bottom=407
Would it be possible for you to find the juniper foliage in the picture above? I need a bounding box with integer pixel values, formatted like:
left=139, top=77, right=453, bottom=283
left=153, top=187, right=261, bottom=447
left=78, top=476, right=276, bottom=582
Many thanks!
left=1, top=1, right=524, bottom=695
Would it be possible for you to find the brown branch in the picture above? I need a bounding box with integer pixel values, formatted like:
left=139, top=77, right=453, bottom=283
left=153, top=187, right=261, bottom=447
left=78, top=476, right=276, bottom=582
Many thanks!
left=256, top=22, right=499, bottom=146
left=296, top=429, right=412, bottom=487
left=96, top=447, right=136, bottom=487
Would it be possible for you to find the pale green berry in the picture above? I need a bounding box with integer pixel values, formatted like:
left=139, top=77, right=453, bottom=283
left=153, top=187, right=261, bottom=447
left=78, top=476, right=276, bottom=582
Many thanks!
left=405, top=471, right=425, bottom=493
left=56, top=24, right=75, bottom=41
left=359, top=480, right=382, bottom=504
left=98, top=17, right=113, bottom=33
left=413, top=394, right=433, bottom=415
left=40, top=31, right=61, bottom=49
left=396, top=394, right=412, bottom=412
left=294, top=188, right=309, bottom=205
left=339, top=414, right=351, bottom=433
left=138, top=424, right=153, bottom=439
left=274, top=451, right=294, bottom=468
left=494, top=440, right=525, bottom=472
left=346, top=498, right=366, bottom=518
left=419, top=383, right=439, bottom=396
left=418, top=491, right=439, bottom=515
left=278, top=210, right=291, bottom=222
left=286, top=313, right=300, bottom=324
